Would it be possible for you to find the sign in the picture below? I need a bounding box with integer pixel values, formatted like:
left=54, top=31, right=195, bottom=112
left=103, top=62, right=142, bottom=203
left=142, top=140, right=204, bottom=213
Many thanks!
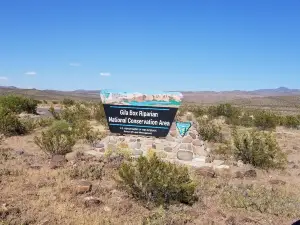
left=100, top=90, right=183, bottom=137
left=176, top=122, right=192, bottom=137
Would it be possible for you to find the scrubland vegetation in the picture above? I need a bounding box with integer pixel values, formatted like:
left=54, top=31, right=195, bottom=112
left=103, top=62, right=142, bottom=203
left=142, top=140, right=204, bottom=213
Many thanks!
left=0, top=95, right=300, bottom=224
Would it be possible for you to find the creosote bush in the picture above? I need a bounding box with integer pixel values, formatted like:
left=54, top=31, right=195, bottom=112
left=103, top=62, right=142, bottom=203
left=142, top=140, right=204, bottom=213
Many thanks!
left=282, top=115, right=300, bottom=129
left=34, top=120, right=76, bottom=155
left=222, top=184, right=300, bottom=218
left=119, top=153, right=197, bottom=206
left=0, top=107, right=27, bottom=136
left=0, top=95, right=37, bottom=114
left=253, top=110, right=279, bottom=130
left=232, top=129, right=287, bottom=169
left=62, top=98, right=75, bottom=106
left=68, top=163, right=104, bottom=180
left=197, top=118, right=223, bottom=142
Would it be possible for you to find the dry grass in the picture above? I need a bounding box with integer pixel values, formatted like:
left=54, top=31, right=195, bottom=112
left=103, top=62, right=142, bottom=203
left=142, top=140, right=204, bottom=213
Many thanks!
left=1, top=119, right=300, bottom=225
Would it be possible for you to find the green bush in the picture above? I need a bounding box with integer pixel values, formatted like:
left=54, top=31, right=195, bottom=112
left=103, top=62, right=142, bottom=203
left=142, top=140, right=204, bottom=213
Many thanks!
left=222, top=184, right=300, bottom=218
left=94, top=103, right=107, bottom=124
left=68, top=163, right=104, bottom=180
left=119, top=153, right=197, bottom=206
left=34, top=120, right=76, bottom=155
left=232, top=129, right=287, bottom=169
left=0, top=107, right=27, bottom=136
left=253, top=110, right=279, bottom=130
left=197, top=118, right=223, bottom=142
left=282, top=115, right=300, bottom=129
left=62, top=98, right=75, bottom=106
left=0, top=95, right=37, bottom=114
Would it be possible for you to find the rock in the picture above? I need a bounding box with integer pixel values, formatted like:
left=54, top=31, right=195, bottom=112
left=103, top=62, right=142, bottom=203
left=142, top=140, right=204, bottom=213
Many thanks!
left=118, top=137, right=125, bottom=142
left=225, top=216, right=237, bottom=225
left=129, top=138, right=136, bottom=142
left=164, top=146, right=173, bottom=152
left=212, top=160, right=224, bottom=167
left=49, top=155, right=66, bottom=169
left=15, top=149, right=25, bottom=155
left=177, top=150, right=193, bottom=161
left=205, top=147, right=211, bottom=153
left=95, top=143, right=104, bottom=148
left=166, top=136, right=174, bottom=142
left=155, top=143, right=164, bottom=151
left=96, top=147, right=105, bottom=153
left=152, top=143, right=156, bottom=149
left=179, top=143, right=192, bottom=151
left=196, top=167, right=215, bottom=178
left=103, top=206, right=112, bottom=212
left=234, top=171, right=244, bottom=179
left=237, top=160, right=244, bottom=167
left=189, top=132, right=197, bottom=139
left=244, top=169, right=257, bottom=178
left=132, top=149, right=143, bottom=156
left=109, top=138, right=117, bottom=144
left=170, top=131, right=177, bottom=137
left=293, top=165, right=299, bottom=169
left=182, top=136, right=193, bottom=143
left=30, top=164, right=42, bottom=170
left=214, top=165, right=231, bottom=177
left=269, top=179, right=286, bottom=185
left=84, top=150, right=104, bottom=158
left=192, top=139, right=203, bottom=146
left=135, top=142, right=142, bottom=149
left=193, top=156, right=206, bottom=163
left=193, top=146, right=207, bottom=156
left=76, top=181, right=92, bottom=194
left=84, top=196, right=102, bottom=207
left=65, top=151, right=78, bottom=162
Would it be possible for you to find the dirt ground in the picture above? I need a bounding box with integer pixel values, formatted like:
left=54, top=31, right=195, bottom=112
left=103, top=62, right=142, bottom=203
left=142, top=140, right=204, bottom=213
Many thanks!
left=1, top=125, right=300, bottom=225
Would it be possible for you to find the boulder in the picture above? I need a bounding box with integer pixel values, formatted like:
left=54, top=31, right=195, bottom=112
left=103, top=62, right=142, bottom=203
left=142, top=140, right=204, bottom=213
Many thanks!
left=212, top=160, right=225, bottom=167
left=193, top=146, right=207, bottom=156
left=132, top=149, right=143, bottom=156
left=164, top=146, right=173, bottom=152
left=65, top=151, right=78, bottom=162
left=49, top=155, right=66, bottom=169
left=234, top=171, right=244, bottom=179
left=196, top=167, right=215, bottom=178
left=192, top=139, right=203, bottom=146
left=269, top=179, right=286, bottom=185
left=244, top=169, right=257, bottom=178
left=214, top=165, right=231, bottom=177
left=177, top=150, right=193, bottom=161
left=84, top=196, right=102, bottom=207
left=166, top=136, right=174, bottom=142
left=170, top=131, right=177, bottom=137
left=182, top=136, right=193, bottom=143
left=76, top=181, right=92, bottom=194
left=189, top=132, right=197, bottom=139
left=95, top=143, right=104, bottom=148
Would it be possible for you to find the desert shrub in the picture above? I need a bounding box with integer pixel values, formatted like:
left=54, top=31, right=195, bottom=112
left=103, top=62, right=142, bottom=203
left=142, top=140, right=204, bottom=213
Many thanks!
left=232, top=129, right=287, bottom=169
left=43, top=100, right=48, bottom=104
left=208, top=104, right=241, bottom=119
left=119, top=153, right=197, bottom=206
left=62, top=98, right=75, bottom=106
left=197, top=118, right=223, bottom=142
left=282, top=115, right=300, bottom=129
left=94, top=103, right=107, bottom=125
left=0, top=95, right=37, bottom=114
left=68, top=163, right=104, bottom=180
left=52, top=100, right=58, bottom=104
left=253, top=110, right=279, bottom=130
left=20, top=118, right=38, bottom=132
left=61, top=104, right=91, bottom=123
left=37, top=117, right=54, bottom=127
left=191, top=106, right=207, bottom=118
left=0, top=107, right=27, bottom=136
left=34, top=120, right=76, bottom=155
left=222, top=184, right=300, bottom=218
left=49, top=105, right=60, bottom=120
left=85, top=129, right=105, bottom=146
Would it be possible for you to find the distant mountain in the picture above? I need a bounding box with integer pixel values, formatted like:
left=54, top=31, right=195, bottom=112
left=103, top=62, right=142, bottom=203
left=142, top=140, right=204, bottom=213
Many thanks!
left=251, top=87, right=300, bottom=96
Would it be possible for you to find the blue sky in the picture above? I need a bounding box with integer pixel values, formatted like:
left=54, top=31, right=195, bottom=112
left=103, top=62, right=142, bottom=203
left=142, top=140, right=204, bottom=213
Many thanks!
left=0, top=0, right=299, bottom=91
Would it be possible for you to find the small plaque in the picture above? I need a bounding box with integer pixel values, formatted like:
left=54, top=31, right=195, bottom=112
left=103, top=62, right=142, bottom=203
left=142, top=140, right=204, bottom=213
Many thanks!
left=176, top=122, right=192, bottom=137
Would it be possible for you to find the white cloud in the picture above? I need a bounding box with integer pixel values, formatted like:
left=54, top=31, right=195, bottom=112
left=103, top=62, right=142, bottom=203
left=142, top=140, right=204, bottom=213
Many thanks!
left=25, top=71, right=37, bottom=76
left=100, top=72, right=111, bottom=77
left=0, top=76, right=8, bottom=81
left=69, top=62, right=81, bottom=67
